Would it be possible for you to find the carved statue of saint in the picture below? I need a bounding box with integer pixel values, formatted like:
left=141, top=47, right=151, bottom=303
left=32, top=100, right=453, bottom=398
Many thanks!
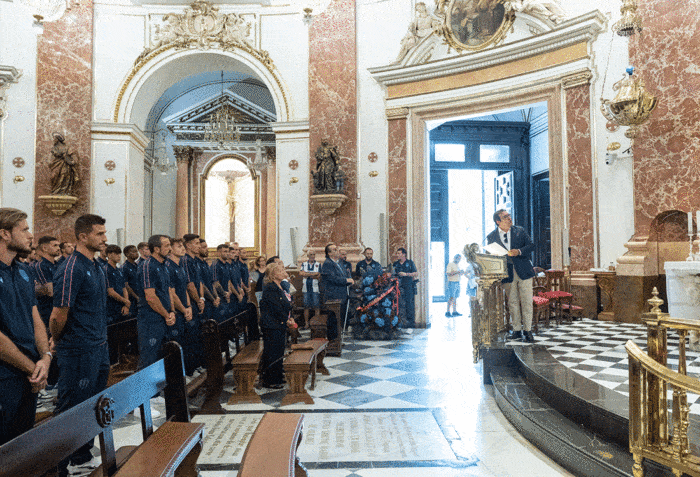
left=396, top=2, right=441, bottom=63
left=312, top=140, right=340, bottom=194
left=50, top=133, right=80, bottom=196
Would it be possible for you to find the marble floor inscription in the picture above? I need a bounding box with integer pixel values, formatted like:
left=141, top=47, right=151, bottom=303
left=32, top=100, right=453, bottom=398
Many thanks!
left=193, top=414, right=263, bottom=465
left=298, top=411, right=455, bottom=463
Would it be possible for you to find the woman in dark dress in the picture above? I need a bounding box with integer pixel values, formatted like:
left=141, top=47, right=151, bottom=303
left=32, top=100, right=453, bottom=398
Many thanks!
left=259, top=262, right=293, bottom=389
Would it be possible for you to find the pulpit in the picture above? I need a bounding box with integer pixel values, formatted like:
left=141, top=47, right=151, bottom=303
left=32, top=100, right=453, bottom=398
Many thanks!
left=464, top=243, right=508, bottom=364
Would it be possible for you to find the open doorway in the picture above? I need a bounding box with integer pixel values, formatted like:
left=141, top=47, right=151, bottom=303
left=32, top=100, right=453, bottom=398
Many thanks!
left=428, top=103, right=550, bottom=305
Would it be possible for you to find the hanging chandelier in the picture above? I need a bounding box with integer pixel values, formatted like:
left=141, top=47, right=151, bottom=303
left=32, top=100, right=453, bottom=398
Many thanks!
left=203, top=71, right=242, bottom=149
left=146, top=129, right=176, bottom=175
left=600, top=0, right=657, bottom=145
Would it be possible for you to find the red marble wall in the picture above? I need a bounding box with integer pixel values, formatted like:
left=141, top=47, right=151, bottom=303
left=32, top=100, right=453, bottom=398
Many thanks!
left=565, top=84, right=594, bottom=271
left=630, top=0, right=700, bottom=236
left=387, top=118, right=408, bottom=258
left=308, top=0, right=358, bottom=246
left=34, top=2, right=94, bottom=241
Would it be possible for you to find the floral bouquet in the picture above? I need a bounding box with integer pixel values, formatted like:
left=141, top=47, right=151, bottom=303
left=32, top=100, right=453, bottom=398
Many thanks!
left=353, top=272, right=400, bottom=340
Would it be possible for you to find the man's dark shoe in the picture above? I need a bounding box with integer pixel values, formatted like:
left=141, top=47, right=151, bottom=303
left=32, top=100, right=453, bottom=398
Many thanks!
left=445, top=311, right=452, bottom=317
left=509, top=330, right=523, bottom=341
left=452, top=311, right=462, bottom=316
left=523, top=331, right=535, bottom=343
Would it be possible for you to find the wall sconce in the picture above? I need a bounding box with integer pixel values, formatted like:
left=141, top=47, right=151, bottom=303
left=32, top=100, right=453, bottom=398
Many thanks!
left=13, top=175, right=25, bottom=184
left=369, top=171, right=379, bottom=177
left=104, top=178, right=115, bottom=185
left=303, top=7, right=313, bottom=25
left=289, top=177, right=299, bottom=185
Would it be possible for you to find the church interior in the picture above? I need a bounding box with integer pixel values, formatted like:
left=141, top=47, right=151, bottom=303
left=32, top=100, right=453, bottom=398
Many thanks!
left=1, top=0, right=700, bottom=475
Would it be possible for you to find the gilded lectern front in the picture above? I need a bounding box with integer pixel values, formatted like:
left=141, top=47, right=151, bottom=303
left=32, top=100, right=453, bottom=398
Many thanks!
left=464, top=243, right=508, bottom=363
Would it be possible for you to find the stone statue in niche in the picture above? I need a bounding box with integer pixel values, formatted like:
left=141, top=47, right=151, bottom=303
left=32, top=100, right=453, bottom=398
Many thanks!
left=50, top=133, right=80, bottom=196
left=395, top=2, right=441, bottom=63
left=312, top=140, right=342, bottom=194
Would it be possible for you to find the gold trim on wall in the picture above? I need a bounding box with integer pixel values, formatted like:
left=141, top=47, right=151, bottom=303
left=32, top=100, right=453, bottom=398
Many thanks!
left=387, top=42, right=588, bottom=99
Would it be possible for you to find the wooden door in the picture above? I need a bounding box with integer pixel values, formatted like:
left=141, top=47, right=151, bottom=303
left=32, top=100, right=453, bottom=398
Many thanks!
left=532, top=172, right=551, bottom=269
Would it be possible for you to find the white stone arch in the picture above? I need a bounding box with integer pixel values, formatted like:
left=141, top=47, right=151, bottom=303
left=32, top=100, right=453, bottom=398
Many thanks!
left=113, top=48, right=290, bottom=129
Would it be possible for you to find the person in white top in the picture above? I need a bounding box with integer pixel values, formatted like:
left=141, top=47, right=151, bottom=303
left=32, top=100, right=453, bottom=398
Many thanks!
left=299, top=251, right=321, bottom=329
left=445, top=254, right=463, bottom=317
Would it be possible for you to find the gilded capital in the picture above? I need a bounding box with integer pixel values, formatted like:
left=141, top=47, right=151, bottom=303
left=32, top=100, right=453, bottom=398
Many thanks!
left=173, top=145, right=193, bottom=165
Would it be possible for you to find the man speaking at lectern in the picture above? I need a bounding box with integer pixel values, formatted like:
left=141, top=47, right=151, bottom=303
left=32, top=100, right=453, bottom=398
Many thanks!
left=486, top=209, right=536, bottom=343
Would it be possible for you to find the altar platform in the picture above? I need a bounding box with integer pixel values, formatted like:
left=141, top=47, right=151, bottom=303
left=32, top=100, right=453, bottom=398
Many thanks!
left=489, top=319, right=700, bottom=477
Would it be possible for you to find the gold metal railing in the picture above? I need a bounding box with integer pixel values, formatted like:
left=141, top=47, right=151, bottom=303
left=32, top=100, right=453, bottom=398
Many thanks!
left=464, top=243, right=508, bottom=363
left=626, top=288, right=700, bottom=477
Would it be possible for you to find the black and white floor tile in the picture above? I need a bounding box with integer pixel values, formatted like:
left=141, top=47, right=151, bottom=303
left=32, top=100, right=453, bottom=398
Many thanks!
left=534, top=319, right=700, bottom=416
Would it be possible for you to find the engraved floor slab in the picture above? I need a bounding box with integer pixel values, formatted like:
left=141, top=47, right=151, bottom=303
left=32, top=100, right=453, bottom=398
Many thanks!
left=298, top=411, right=455, bottom=463
left=192, top=414, right=263, bottom=465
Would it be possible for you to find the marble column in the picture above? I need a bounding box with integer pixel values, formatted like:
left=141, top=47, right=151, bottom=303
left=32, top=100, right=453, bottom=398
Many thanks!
left=387, top=109, right=408, bottom=261
left=33, top=0, right=94, bottom=240
left=564, top=78, right=594, bottom=271
left=307, top=0, right=358, bottom=254
left=174, top=145, right=193, bottom=237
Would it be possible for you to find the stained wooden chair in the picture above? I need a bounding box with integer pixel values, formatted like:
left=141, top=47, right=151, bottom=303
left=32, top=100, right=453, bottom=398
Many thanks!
left=531, top=267, right=550, bottom=332
left=542, top=269, right=572, bottom=325
left=561, top=267, right=584, bottom=321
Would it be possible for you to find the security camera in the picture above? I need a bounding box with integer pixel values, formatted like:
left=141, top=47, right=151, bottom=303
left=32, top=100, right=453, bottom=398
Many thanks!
left=605, top=147, right=632, bottom=165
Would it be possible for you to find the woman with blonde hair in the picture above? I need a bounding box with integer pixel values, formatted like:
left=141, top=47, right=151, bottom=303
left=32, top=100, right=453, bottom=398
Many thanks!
left=258, top=261, right=294, bottom=389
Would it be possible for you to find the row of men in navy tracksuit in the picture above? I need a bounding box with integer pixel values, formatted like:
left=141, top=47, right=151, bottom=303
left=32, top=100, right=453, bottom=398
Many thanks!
left=0, top=209, right=257, bottom=474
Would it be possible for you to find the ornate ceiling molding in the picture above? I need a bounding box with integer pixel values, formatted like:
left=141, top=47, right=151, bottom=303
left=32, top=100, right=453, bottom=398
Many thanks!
left=0, top=66, right=22, bottom=119
left=134, top=1, right=272, bottom=68
left=115, top=1, right=289, bottom=123
left=370, top=10, right=605, bottom=88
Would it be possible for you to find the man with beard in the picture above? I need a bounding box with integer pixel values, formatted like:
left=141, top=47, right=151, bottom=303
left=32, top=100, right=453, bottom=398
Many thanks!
left=0, top=208, right=51, bottom=445
left=232, top=243, right=259, bottom=341
left=137, top=235, right=175, bottom=369
left=50, top=214, right=109, bottom=473
left=355, top=247, right=382, bottom=279
left=56, top=242, right=74, bottom=267
left=165, top=238, right=193, bottom=353
left=33, top=235, right=61, bottom=328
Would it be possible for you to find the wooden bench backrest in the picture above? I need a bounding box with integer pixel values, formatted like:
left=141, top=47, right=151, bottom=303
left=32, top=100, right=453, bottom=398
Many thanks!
left=286, top=339, right=328, bottom=366
left=238, top=413, right=304, bottom=477
left=0, top=341, right=190, bottom=477
left=232, top=339, right=264, bottom=364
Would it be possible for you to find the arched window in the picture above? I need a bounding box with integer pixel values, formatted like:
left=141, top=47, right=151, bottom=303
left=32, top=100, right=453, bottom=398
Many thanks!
left=203, top=157, right=256, bottom=247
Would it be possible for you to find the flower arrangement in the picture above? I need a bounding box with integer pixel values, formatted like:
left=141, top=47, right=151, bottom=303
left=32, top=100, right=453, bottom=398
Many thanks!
left=353, top=272, right=400, bottom=340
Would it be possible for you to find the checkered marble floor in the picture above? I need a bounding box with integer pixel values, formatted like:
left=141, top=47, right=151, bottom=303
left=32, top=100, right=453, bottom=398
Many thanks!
left=534, top=319, right=700, bottom=416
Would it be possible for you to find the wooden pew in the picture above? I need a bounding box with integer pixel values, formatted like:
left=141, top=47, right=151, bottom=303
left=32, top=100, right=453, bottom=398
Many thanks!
left=281, top=338, right=328, bottom=406
left=106, top=317, right=138, bottom=386
left=227, top=340, right=265, bottom=405
left=238, top=413, right=308, bottom=477
left=191, top=308, right=248, bottom=412
left=310, top=300, right=343, bottom=356
left=0, top=342, right=204, bottom=477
